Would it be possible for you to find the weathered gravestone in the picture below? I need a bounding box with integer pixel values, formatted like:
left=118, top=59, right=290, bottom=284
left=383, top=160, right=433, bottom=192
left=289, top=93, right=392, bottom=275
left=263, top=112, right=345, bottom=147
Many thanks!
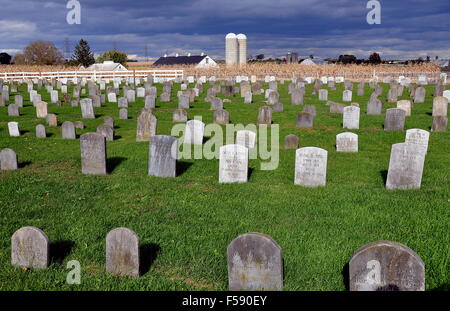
left=36, top=124, right=46, bottom=138
left=8, top=122, right=20, bottom=137
left=296, top=112, right=313, bottom=128
left=318, top=89, right=328, bottom=101
left=405, top=129, right=429, bottom=153
left=160, top=92, right=171, bottom=102
left=148, top=135, right=178, bottom=178
left=236, top=130, right=256, bottom=149
left=210, top=97, right=223, bottom=110
left=0, top=148, right=18, bottom=170
left=74, top=121, right=84, bottom=129
left=284, top=134, right=299, bottom=149
left=173, top=109, right=187, bottom=123
left=294, top=147, right=328, bottom=187
left=119, top=108, right=128, bottom=120
left=257, top=106, right=272, bottom=125
left=8, top=104, right=19, bottom=117
left=397, top=100, right=411, bottom=117
left=104, top=116, right=114, bottom=128
left=136, top=110, right=157, bottom=141
left=413, top=87, right=426, bottom=103
left=384, top=108, right=405, bottom=131
left=36, top=101, right=48, bottom=118
left=14, top=94, right=23, bottom=107
left=303, top=105, right=317, bottom=117
left=62, top=121, right=76, bottom=139
left=349, top=240, right=425, bottom=291
left=227, top=233, right=283, bottom=290
left=386, top=143, right=426, bottom=190
left=291, top=89, right=304, bottom=106
left=108, top=92, right=117, bottom=103
left=214, top=109, right=229, bottom=124
left=267, top=91, right=279, bottom=105
left=106, top=228, right=140, bottom=277
left=336, top=132, right=358, bottom=152
left=432, top=96, right=448, bottom=117
left=431, top=116, right=448, bottom=132
left=118, top=97, right=128, bottom=108
left=219, top=144, right=248, bottom=183
left=46, top=114, right=58, bottom=127
left=367, top=97, right=383, bottom=115
left=343, top=90, right=352, bottom=102
left=329, top=102, right=345, bottom=114
left=80, top=99, right=95, bottom=119
left=244, top=92, right=252, bottom=104
left=80, top=133, right=107, bottom=175
left=184, top=120, right=205, bottom=145
left=178, top=94, right=190, bottom=109
left=343, top=106, right=360, bottom=130
left=11, top=226, right=49, bottom=269
left=144, top=95, right=156, bottom=108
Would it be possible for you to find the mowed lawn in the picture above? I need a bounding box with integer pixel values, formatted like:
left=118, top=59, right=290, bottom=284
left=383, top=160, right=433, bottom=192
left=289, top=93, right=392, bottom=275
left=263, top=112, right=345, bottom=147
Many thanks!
left=0, top=80, right=448, bottom=291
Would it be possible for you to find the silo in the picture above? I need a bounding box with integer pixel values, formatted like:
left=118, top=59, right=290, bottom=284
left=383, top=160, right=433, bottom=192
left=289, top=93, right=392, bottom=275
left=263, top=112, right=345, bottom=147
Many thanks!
left=225, top=33, right=238, bottom=66
left=237, top=33, right=247, bottom=66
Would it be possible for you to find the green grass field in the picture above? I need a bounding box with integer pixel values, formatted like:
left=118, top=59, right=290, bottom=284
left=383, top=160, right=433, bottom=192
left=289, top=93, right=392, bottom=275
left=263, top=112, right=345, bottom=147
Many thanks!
left=0, top=80, right=448, bottom=291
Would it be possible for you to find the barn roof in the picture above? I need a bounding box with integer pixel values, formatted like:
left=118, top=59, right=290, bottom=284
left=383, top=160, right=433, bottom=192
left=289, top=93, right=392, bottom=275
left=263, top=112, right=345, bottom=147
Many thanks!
left=153, top=55, right=207, bottom=66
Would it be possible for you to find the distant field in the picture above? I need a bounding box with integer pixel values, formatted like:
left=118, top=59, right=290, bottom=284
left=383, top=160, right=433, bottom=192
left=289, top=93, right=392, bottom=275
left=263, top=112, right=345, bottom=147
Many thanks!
left=0, top=81, right=448, bottom=290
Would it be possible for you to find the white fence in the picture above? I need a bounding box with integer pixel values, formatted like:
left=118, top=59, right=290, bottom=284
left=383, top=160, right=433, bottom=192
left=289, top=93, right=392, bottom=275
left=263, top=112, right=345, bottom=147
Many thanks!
left=0, top=70, right=184, bottom=82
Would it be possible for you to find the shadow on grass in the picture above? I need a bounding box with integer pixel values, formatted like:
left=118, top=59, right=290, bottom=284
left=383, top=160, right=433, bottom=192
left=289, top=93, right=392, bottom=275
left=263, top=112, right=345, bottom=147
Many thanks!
left=50, top=240, right=75, bottom=264
left=19, top=161, right=32, bottom=169
left=107, top=157, right=127, bottom=173
left=139, top=243, right=161, bottom=276
left=177, top=161, right=193, bottom=176
left=380, top=170, right=388, bottom=184
left=342, top=262, right=349, bottom=291
left=248, top=167, right=254, bottom=180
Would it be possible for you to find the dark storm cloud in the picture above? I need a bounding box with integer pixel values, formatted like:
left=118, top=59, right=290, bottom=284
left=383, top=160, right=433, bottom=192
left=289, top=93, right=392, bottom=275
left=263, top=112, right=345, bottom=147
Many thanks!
left=1, top=0, right=450, bottom=60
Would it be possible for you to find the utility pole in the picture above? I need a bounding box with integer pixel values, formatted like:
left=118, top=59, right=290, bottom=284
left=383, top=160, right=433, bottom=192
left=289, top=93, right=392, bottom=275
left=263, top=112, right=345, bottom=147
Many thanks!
left=64, top=37, right=71, bottom=60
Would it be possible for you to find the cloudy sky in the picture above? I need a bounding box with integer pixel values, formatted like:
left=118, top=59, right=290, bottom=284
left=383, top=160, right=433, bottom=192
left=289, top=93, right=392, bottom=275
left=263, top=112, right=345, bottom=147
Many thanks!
left=1, top=0, right=450, bottom=61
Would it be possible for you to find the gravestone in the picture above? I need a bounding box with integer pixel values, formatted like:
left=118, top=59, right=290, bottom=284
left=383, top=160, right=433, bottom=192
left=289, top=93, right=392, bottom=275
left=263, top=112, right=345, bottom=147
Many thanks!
left=80, top=133, right=107, bottom=175
left=219, top=144, right=248, bottom=183
left=106, top=228, right=140, bottom=277
left=384, top=109, right=406, bottom=131
left=387, top=88, right=398, bottom=103
left=136, top=110, right=157, bottom=141
left=386, top=143, right=426, bottom=190
left=36, top=101, right=48, bottom=118
left=244, top=92, right=252, bottom=104
left=431, top=116, right=447, bottom=132
left=104, top=116, right=114, bottom=128
left=236, top=130, right=256, bottom=149
left=74, top=121, right=84, bottom=129
left=405, top=129, right=429, bottom=153
left=0, top=148, right=18, bottom=170
left=414, top=87, right=426, bottom=103
left=227, top=233, right=283, bottom=290
left=257, top=106, right=272, bottom=125
left=11, top=226, right=49, bottom=269
left=349, top=240, right=425, bottom=291
left=173, top=109, right=187, bottom=123
left=303, top=105, right=317, bottom=117
left=318, top=89, right=328, bottom=101
left=329, top=102, right=345, bottom=114
left=137, top=87, right=145, bottom=98
left=336, top=132, right=358, bottom=152
left=214, top=109, right=229, bottom=124
left=273, top=102, right=284, bottom=112
left=343, top=106, right=360, bottom=129
left=90, top=95, right=101, bottom=107
left=97, top=124, right=114, bottom=142
left=267, top=91, right=279, bottom=105
left=62, top=121, right=76, bottom=139
left=108, top=92, right=117, bottom=103
left=148, top=135, right=178, bottom=178
left=118, top=97, right=128, bottom=108
left=80, top=99, right=95, bottom=119
left=296, top=112, right=313, bottom=128
left=291, top=89, right=304, bottom=105
left=178, top=94, right=190, bottom=109
left=145, top=95, right=156, bottom=108
left=397, top=100, right=411, bottom=117
left=210, top=97, right=223, bottom=110
left=8, top=122, right=20, bottom=137
left=160, top=92, right=170, bottom=102
left=14, top=94, right=23, bottom=107
left=284, top=134, right=299, bottom=149
left=294, top=147, right=327, bottom=187
left=119, top=108, right=128, bottom=120
left=432, top=96, right=448, bottom=117
left=36, top=124, right=46, bottom=138
left=343, top=90, right=352, bottom=102
left=126, top=90, right=136, bottom=103
left=367, top=98, right=383, bottom=115
left=46, top=114, right=58, bottom=127
left=184, top=120, right=205, bottom=145
left=8, top=104, right=19, bottom=117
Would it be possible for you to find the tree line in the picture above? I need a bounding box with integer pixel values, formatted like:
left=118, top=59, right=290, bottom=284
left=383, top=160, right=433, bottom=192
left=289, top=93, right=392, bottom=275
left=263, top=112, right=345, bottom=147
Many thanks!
left=0, top=39, right=128, bottom=67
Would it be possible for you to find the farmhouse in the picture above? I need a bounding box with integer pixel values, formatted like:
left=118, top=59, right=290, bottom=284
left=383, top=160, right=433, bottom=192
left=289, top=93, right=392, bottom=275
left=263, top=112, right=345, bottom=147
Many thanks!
left=153, top=53, right=217, bottom=68
left=81, top=61, right=127, bottom=71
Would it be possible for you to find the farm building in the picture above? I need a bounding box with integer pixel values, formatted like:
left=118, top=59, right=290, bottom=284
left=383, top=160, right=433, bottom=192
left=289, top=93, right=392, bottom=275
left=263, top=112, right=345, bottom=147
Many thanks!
left=81, top=61, right=127, bottom=71
left=153, top=53, right=217, bottom=68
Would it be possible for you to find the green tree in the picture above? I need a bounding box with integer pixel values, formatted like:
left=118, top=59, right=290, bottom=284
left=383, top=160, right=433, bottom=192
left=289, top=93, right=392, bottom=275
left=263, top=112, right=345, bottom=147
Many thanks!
left=72, top=39, right=95, bottom=67
left=96, top=50, right=127, bottom=65
left=369, top=52, right=382, bottom=65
